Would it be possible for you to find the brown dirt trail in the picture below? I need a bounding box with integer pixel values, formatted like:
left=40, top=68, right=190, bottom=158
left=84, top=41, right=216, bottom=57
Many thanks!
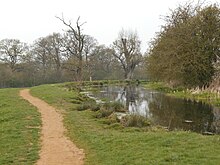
left=20, top=89, right=85, bottom=165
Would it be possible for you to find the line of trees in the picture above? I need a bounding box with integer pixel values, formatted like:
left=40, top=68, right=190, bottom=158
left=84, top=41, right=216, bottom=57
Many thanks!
left=1, top=1, right=220, bottom=89
left=0, top=17, right=145, bottom=88
left=146, top=2, right=220, bottom=88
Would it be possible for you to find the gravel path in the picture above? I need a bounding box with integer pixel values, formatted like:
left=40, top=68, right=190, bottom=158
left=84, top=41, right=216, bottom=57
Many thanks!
left=20, top=89, right=85, bottom=165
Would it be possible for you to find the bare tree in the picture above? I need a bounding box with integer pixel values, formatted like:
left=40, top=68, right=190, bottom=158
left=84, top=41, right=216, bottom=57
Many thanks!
left=31, top=37, right=52, bottom=81
left=45, top=33, right=64, bottom=81
left=112, top=30, right=142, bottom=80
left=82, top=35, right=98, bottom=79
left=0, top=39, right=27, bottom=72
left=89, top=45, right=123, bottom=80
left=91, top=45, right=116, bottom=72
left=83, top=35, right=97, bottom=63
left=56, top=15, right=86, bottom=81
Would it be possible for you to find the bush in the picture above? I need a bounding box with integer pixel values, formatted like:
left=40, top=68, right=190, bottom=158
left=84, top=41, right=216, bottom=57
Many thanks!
left=71, top=99, right=82, bottom=104
left=102, top=101, right=126, bottom=112
left=120, top=114, right=151, bottom=128
left=76, top=101, right=100, bottom=111
left=90, top=104, right=100, bottom=111
left=69, top=94, right=91, bottom=104
left=99, top=114, right=119, bottom=125
left=108, top=113, right=120, bottom=124
left=95, top=109, right=114, bottom=118
left=94, top=101, right=126, bottom=121
left=63, top=83, right=82, bottom=92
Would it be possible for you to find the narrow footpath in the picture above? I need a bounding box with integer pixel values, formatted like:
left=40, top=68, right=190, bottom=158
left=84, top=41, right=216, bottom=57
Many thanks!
left=20, top=89, right=85, bottom=165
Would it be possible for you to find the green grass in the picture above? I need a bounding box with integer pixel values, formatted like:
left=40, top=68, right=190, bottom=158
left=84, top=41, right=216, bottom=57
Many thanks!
left=0, top=88, right=41, bottom=165
left=144, top=82, right=220, bottom=106
left=31, top=83, right=220, bottom=165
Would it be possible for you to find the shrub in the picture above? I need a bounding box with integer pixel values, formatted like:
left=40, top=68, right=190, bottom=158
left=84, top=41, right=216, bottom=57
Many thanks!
left=90, top=104, right=100, bottom=111
left=99, top=114, right=119, bottom=125
left=120, top=114, right=151, bottom=128
left=108, top=113, right=120, bottom=124
left=76, top=101, right=100, bottom=111
left=94, top=101, right=126, bottom=120
left=71, top=100, right=82, bottom=104
left=63, top=83, right=82, bottom=92
left=95, top=109, right=114, bottom=118
left=102, top=101, right=126, bottom=112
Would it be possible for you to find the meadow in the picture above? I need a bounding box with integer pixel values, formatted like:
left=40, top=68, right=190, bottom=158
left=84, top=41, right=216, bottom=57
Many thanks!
left=0, top=88, right=41, bottom=165
left=30, top=83, right=220, bottom=165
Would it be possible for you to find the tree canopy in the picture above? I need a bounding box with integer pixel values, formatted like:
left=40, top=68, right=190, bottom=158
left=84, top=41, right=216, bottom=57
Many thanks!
left=146, top=3, right=220, bottom=87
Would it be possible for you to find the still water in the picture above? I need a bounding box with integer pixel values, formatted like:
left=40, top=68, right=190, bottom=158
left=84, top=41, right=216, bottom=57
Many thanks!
left=89, top=85, right=220, bottom=134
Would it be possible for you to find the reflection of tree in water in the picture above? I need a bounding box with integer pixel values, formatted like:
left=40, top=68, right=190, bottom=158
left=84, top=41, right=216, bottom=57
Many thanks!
left=148, top=95, right=215, bottom=133
left=211, top=107, right=220, bottom=134
left=91, top=85, right=220, bottom=134
left=115, top=85, right=219, bottom=133
left=121, top=85, right=136, bottom=107
left=118, top=85, right=152, bottom=118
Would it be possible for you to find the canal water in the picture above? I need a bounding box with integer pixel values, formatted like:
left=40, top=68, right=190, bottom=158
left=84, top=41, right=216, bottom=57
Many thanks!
left=89, top=85, right=220, bottom=134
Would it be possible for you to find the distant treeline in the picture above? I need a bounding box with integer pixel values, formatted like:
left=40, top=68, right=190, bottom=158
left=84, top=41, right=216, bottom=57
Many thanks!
left=1, top=1, right=220, bottom=89
left=0, top=30, right=146, bottom=88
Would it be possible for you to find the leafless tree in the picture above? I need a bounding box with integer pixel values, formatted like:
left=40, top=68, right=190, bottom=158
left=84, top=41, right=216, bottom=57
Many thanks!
left=0, top=39, right=27, bottom=72
left=112, top=30, right=142, bottom=80
left=56, top=15, right=86, bottom=81
left=44, top=33, right=64, bottom=81
left=31, top=37, right=51, bottom=80
left=83, top=35, right=97, bottom=63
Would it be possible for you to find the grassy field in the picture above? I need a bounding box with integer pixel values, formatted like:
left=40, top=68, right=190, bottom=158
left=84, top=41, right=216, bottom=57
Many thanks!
left=31, top=83, right=220, bottom=165
left=0, top=88, right=41, bottom=165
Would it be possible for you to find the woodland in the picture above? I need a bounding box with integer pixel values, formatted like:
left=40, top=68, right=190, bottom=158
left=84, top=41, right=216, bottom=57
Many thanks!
left=0, top=2, right=220, bottom=89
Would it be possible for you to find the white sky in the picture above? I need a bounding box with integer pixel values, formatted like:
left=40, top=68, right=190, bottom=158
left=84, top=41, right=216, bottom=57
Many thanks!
left=0, top=0, right=218, bottom=51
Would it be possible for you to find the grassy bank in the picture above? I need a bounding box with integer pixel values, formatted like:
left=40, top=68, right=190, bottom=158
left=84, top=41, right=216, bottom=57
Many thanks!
left=144, top=82, right=220, bottom=106
left=31, top=83, right=220, bottom=165
left=0, top=88, right=41, bottom=165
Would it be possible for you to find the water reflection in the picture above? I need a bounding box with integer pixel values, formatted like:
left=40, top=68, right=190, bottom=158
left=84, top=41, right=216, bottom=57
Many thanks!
left=91, top=85, right=220, bottom=134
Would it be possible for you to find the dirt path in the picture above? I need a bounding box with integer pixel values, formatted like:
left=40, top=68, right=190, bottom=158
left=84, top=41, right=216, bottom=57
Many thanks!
left=20, top=89, right=85, bottom=165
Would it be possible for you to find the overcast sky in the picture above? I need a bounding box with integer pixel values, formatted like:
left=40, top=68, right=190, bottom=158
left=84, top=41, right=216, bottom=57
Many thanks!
left=0, top=0, right=218, bottom=51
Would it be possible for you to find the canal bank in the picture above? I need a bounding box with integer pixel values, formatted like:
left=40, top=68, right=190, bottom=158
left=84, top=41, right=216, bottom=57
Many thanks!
left=86, top=84, right=220, bottom=134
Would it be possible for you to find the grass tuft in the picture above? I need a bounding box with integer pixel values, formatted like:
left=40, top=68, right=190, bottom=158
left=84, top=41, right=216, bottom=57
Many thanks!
left=77, top=101, right=100, bottom=111
left=120, top=114, right=151, bottom=127
left=102, top=101, right=126, bottom=112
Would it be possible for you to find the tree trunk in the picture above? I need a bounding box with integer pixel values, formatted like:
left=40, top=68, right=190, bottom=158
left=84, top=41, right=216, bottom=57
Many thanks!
left=77, top=57, right=83, bottom=81
left=124, top=64, right=135, bottom=80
